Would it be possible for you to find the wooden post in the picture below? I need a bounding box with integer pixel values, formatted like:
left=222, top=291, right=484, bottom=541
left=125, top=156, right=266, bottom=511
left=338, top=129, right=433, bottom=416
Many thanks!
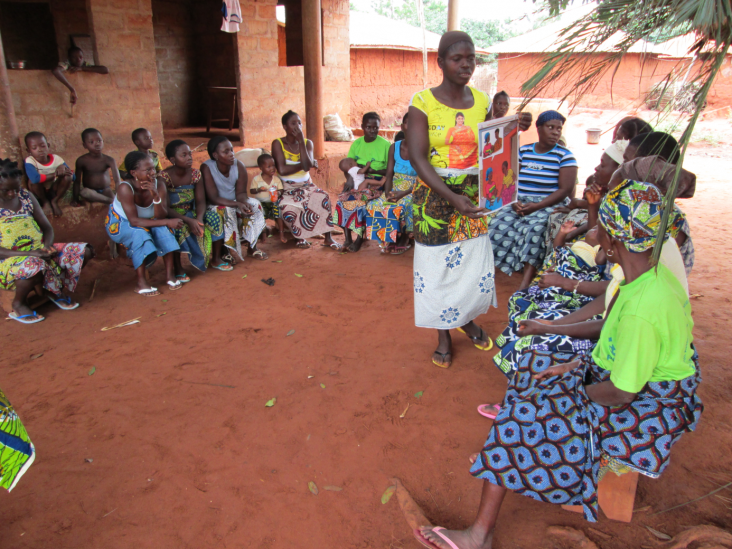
left=0, top=28, right=21, bottom=162
left=302, top=0, right=324, bottom=159
left=417, top=0, right=428, bottom=89
left=447, top=0, right=460, bottom=31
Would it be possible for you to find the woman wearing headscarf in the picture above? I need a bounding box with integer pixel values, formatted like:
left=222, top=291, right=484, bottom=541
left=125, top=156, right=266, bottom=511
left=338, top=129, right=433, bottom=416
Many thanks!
left=407, top=31, right=532, bottom=368
left=489, top=111, right=578, bottom=290
left=416, top=179, right=703, bottom=548
left=542, top=139, right=628, bottom=260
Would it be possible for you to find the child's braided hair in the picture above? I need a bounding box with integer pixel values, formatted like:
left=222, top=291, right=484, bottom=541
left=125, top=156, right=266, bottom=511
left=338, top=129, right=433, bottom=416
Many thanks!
left=0, top=158, right=23, bottom=180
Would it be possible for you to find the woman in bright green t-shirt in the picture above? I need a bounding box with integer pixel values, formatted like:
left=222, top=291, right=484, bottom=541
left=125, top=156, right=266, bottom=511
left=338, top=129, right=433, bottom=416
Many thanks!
left=417, top=179, right=703, bottom=548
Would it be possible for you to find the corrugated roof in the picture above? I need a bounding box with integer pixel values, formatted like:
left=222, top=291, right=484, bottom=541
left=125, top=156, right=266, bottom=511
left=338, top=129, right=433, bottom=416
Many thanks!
left=486, top=18, right=706, bottom=58
left=349, top=12, right=490, bottom=55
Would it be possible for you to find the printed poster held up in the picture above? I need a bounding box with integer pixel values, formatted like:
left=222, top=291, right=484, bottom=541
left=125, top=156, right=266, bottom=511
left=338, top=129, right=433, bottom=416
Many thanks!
left=478, top=114, right=519, bottom=214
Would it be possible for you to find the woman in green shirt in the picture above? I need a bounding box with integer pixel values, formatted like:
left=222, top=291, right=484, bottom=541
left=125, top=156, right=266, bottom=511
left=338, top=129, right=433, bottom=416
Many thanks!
left=416, top=179, right=703, bottom=548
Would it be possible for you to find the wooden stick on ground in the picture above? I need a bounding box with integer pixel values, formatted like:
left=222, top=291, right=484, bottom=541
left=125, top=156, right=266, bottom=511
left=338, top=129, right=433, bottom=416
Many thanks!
left=101, top=317, right=141, bottom=331
left=388, top=477, right=433, bottom=531
left=89, top=279, right=100, bottom=302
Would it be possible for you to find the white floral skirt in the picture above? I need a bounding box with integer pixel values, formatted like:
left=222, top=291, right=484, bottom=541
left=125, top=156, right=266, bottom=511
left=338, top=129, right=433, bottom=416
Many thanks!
left=413, top=234, right=497, bottom=329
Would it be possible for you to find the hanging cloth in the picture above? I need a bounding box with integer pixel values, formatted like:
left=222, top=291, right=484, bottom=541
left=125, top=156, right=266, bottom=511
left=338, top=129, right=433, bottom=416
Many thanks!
left=221, top=0, right=242, bottom=32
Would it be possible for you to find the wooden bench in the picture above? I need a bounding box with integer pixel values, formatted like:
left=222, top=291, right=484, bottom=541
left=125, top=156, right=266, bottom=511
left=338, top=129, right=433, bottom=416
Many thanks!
left=562, top=470, right=639, bottom=522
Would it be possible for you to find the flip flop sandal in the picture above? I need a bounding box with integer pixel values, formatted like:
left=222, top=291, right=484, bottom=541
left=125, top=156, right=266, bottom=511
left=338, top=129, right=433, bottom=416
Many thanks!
left=413, top=527, right=462, bottom=549
left=8, top=311, right=45, bottom=324
left=380, top=244, right=395, bottom=254
left=49, top=295, right=80, bottom=310
left=135, top=287, right=160, bottom=297
left=432, top=351, right=452, bottom=369
left=323, top=242, right=342, bottom=250
left=167, top=280, right=183, bottom=291
left=222, top=253, right=237, bottom=265
left=477, top=404, right=501, bottom=419
left=296, top=240, right=311, bottom=249
left=391, top=244, right=411, bottom=255
left=176, top=274, right=191, bottom=283
left=251, top=250, right=269, bottom=260
left=211, top=263, right=234, bottom=272
left=456, top=326, right=493, bottom=351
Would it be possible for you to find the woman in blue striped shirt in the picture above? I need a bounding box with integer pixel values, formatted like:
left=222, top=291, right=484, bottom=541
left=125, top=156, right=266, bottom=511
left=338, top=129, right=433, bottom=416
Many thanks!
left=489, top=110, right=578, bottom=289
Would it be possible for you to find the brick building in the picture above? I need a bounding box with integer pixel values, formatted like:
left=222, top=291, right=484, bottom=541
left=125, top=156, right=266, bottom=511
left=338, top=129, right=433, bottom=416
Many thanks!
left=0, top=0, right=350, bottom=163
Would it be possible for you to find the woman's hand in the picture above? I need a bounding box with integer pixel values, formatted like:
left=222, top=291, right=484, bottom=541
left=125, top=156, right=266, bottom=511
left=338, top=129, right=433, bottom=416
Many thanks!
left=237, top=201, right=253, bottom=216
left=166, top=219, right=184, bottom=230
left=512, top=201, right=525, bottom=214
left=186, top=217, right=204, bottom=237
left=532, top=360, right=581, bottom=381
left=586, top=182, right=604, bottom=205
left=516, top=319, right=552, bottom=337
left=553, top=206, right=572, bottom=214
left=387, top=190, right=408, bottom=202
left=140, top=180, right=160, bottom=200
left=450, top=195, right=488, bottom=219
left=538, top=272, right=571, bottom=290
left=519, top=202, right=539, bottom=216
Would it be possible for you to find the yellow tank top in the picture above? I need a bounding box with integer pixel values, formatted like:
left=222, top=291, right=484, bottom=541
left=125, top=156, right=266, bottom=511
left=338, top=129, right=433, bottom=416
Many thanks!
left=277, top=138, right=311, bottom=182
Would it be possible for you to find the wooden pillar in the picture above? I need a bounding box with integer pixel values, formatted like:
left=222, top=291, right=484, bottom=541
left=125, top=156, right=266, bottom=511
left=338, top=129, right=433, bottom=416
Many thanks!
left=0, top=28, right=21, bottom=162
left=302, top=0, right=324, bottom=159
left=447, top=0, right=460, bottom=31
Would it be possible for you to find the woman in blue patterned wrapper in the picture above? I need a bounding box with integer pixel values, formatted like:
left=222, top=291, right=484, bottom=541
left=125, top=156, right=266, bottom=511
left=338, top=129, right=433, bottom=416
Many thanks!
left=415, top=180, right=703, bottom=549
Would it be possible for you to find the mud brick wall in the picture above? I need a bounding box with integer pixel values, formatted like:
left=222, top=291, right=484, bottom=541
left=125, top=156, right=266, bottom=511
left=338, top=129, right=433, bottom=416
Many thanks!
left=6, top=0, right=164, bottom=166
left=235, top=0, right=350, bottom=150
left=350, top=48, right=440, bottom=128
left=152, top=0, right=196, bottom=128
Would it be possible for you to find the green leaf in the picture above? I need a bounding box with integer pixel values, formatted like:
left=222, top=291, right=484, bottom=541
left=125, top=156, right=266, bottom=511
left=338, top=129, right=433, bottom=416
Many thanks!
left=286, top=329, right=295, bottom=336
left=294, top=273, right=303, bottom=278
left=414, top=391, right=423, bottom=398
left=88, top=367, right=96, bottom=376
left=308, top=481, right=319, bottom=495
left=274, top=260, right=283, bottom=263
left=241, top=274, right=247, bottom=279
left=265, top=398, right=276, bottom=407
left=320, top=383, right=326, bottom=389
left=381, top=485, right=396, bottom=504
left=161, top=299, right=168, bottom=303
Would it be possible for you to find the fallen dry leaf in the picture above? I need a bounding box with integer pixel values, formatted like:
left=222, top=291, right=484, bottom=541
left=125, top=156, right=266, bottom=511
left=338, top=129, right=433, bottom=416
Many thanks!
left=645, top=526, right=671, bottom=541
left=30, top=353, right=43, bottom=360
left=400, top=403, right=410, bottom=418
left=308, top=481, right=319, bottom=495
left=324, top=486, right=343, bottom=492
left=381, top=485, right=396, bottom=504
left=286, top=329, right=295, bottom=336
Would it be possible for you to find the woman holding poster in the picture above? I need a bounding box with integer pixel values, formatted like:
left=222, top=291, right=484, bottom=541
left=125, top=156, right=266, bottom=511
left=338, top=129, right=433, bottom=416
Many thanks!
left=407, top=31, right=531, bottom=369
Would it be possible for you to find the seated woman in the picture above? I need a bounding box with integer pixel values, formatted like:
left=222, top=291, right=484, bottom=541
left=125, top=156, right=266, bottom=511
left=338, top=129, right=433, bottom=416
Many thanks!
left=489, top=110, right=578, bottom=289
left=543, top=139, right=627, bottom=259
left=417, top=180, right=703, bottom=548
left=202, top=137, right=267, bottom=264
left=335, top=111, right=390, bottom=252
left=0, top=158, right=93, bottom=323
left=105, top=151, right=182, bottom=296
left=159, top=139, right=226, bottom=278
left=365, top=113, right=417, bottom=254
left=272, top=110, right=340, bottom=250
left=614, top=117, right=653, bottom=142
left=0, top=385, right=34, bottom=491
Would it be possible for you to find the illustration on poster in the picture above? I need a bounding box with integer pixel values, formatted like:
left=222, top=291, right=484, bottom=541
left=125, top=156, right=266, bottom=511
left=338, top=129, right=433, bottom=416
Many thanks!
left=478, top=115, right=519, bottom=214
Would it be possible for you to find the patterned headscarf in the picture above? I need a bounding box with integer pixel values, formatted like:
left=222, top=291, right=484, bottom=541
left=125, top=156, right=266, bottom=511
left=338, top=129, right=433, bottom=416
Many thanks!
left=536, top=110, right=566, bottom=127
left=598, top=179, right=663, bottom=253
left=618, top=155, right=696, bottom=199
left=603, top=139, right=628, bottom=165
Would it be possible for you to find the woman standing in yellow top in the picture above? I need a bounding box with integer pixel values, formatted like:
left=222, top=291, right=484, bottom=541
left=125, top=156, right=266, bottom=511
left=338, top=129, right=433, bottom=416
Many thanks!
left=407, top=31, right=531, bottom=368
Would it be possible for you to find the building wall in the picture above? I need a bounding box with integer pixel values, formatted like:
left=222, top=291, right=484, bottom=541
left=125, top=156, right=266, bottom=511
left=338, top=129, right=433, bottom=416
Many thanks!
left=350, top=48, right=440, bottom=127
left=152, top=0, right=196, bottom=128
left=497, top=52, right=732, bottom=110
left=235, top=0, right=350, bottom=149
left=7, top=0, right=164, bottom=165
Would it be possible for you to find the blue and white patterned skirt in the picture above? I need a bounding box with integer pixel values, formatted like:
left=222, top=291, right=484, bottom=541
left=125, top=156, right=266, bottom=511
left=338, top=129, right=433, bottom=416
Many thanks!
left=413, top=233, right=497, bottom=329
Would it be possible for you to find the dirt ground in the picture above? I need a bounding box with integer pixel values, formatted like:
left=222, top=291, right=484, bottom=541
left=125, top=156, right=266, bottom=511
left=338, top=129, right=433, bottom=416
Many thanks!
left=1, top=112, right=731, bottom=549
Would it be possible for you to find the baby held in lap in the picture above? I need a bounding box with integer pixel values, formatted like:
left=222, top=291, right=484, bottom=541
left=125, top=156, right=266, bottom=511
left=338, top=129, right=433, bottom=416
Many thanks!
left=338, top=158, right=381, bottom=192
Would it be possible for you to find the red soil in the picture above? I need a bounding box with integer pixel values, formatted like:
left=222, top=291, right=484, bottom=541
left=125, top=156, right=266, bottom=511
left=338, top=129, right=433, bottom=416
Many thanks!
left=1, top=114, right=731, bottom=549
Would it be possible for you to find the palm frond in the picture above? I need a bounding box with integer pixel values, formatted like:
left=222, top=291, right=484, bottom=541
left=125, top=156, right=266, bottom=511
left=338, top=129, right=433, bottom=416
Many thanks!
left=524, top=0, right=732, bottom=263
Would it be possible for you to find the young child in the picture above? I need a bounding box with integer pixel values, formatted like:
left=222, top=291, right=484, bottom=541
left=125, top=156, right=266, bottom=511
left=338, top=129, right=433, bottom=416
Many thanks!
left=347, top=112, right=390, bottom=177
left=73, top=128, right=119, bottom=206
left=250, top=153, right=284, bottom=241
left=24, top=131, right=74, bottom=217
left=51, top=46, right=109, bottom=105
left=338, top=158, right=381, bottom=192
left=119, top=128, right=162, bottom=180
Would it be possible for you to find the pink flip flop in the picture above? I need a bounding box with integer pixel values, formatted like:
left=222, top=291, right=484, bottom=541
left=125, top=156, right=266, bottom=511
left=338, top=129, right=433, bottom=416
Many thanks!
left=414, top=527, right=461, bottom=549
left=477, top=404, right=501, bottom=419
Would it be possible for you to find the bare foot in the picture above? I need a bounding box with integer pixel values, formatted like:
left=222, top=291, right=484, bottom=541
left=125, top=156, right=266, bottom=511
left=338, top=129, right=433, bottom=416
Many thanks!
left=280, top=232, right=288, bottom=244
left=346, top=236, right=363, bottom=253
left=50, top=199, right=63, bottom=217
left=418, top=526, right=493, bottom=549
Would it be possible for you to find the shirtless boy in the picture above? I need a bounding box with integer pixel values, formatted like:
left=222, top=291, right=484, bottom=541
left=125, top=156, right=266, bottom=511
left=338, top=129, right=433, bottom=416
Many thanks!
left=73, top=128, right=119, bottom=206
